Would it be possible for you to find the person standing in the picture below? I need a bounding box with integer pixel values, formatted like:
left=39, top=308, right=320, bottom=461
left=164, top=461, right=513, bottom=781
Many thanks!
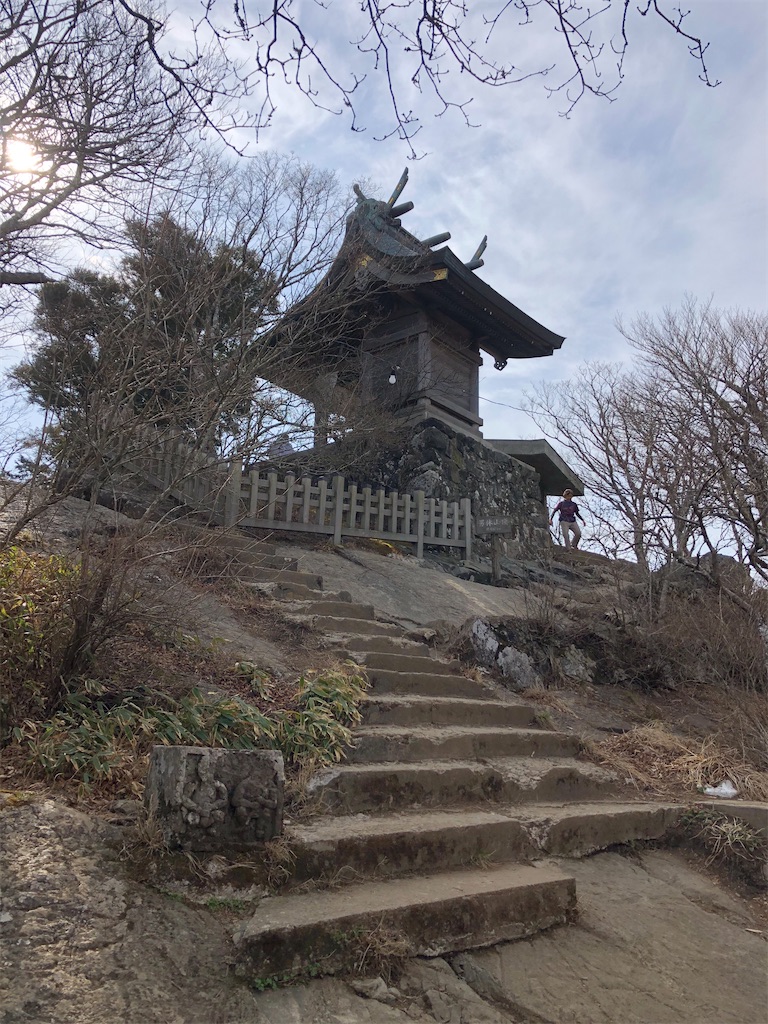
left=549, top=488, right=585, bottom=550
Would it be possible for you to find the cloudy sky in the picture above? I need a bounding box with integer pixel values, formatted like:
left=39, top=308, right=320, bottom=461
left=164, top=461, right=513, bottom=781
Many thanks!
left=220, top=0, right=767, bottom=441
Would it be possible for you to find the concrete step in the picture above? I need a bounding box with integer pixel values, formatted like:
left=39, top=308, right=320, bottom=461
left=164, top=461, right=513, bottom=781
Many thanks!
left=348, top=725, right=580, bottom=763
left=273, top=583, right=349, bottom=603
left=696, top=799, right=768, bottom=838
left=361, top=652, right=463, bottom=675
left=360, top=695, right=540, bottom=729
left=308, top=617, right=405, bottom=637
left=287, top=808, right=536, bottom=883
left=307, top=757, right=618, bottom=814
left=177, top=526, right=279, bottom=558
left=367, top=669, right=491, bottom=699
left=218, top=531, right=279, bottom=556
left=238, top=553, right=299, bottom=571
left=237, top=542, right=277, bottom=556
left=285, top=802, right=683, bottom=884
left=517, top=802, right=685, bottom=857
left=242, top=567, right=324, bottom=589
left=233, top=863, right=575, bottom=979
left=286, top=601, right=375, bottom=620
left=340, top=636, right=431, bottom=657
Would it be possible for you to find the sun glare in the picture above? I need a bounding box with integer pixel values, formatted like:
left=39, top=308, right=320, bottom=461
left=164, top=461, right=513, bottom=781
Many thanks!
left=5, top=138, right=41, bottom=173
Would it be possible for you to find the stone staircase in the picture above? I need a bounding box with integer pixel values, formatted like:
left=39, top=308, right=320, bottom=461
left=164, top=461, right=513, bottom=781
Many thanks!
left=202, top=533, right=683, bottom=979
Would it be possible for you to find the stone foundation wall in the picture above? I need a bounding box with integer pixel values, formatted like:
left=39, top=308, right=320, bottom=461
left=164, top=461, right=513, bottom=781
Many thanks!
left=350, top=419, right=550, bottom=557
left=263, top=419, right=550, bottom=556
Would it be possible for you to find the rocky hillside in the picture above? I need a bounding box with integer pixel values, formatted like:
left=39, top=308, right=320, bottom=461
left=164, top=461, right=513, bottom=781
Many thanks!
left=1, top=495, right=767, bottom=1024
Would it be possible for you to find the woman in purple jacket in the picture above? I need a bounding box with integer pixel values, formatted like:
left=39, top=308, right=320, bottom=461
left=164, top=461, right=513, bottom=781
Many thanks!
left=549, top=489, right=585, bottom=549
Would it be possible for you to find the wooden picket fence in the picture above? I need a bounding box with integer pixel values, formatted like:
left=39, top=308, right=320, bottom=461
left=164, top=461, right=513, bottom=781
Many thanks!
left=228, top=465, right=472, bottom=559
left=131, top=434, right=231, bottom=514
left=130, top=435, right=473, bottom=559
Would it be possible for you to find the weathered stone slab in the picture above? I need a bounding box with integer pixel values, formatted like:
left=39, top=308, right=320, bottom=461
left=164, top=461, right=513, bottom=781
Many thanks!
left=233, top=863, right=576, bottom=978
left=144, top=746, right=284, bottom=851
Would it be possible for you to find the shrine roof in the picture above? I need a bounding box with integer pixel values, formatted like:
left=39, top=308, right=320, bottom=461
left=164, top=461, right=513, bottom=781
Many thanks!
left=321, top=170, right=565, bottom=365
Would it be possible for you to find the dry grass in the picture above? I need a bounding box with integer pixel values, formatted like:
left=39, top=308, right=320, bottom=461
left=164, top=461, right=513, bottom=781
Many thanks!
left=460, top=664, right=489, bottom=685
left=519, top=688, right=574, bottom=715
left=130, top=810, right=170, bottom=856
left=687, top=811, right=766, bottom=868
left=351, top=919, right=413, bottom=981
left=590, top=722, right=768, bottom=801
left=261, top=835, right=297, bottom=889
left=283, top=761, right=321, bottom=818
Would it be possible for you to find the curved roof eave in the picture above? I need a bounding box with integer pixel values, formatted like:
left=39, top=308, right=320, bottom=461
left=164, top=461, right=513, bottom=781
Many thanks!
left=423, top=247, right=566, bottom=360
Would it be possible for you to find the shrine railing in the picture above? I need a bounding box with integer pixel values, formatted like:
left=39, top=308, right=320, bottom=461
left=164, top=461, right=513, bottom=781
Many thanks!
left=130, top=436, right=472, bottom=559
left=227, top=464, right=472, bottom=560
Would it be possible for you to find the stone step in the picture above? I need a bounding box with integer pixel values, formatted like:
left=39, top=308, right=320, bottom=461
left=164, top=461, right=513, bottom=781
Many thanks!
left=273, top=583, right=349, bottom=603
left=218, top=530, right=280, bottom=556
left=238, top=553, right=299, bottom=571
left=242, top=567, right=324, bottom=589
left=308, top=617, right=405, bottom=637
left=177, top=526, right=279, bottom=558
left=287, top=809, right=536, bottom=883
left=360, top=695, right=540, bottom=729
left=239, top=542, right=277, bottom=556
left=696, top=799, right=768, bottom=838
left=233, top=863, right=575, bottom=979
left=367, top=669, right=491, bottom=699
left=348, top=725, right=580, bottom=763
left=340, top=636, right=431, bottom=656
left=285, top=802, right=683, bottom=884
left=517, top=801, right=685, bottom=857
left=272, top=581, right=322, bottom=601
left=307, top=757, right=618, bottom=814
left=286, top=601, right=375, bottom=620
left=360, top=652, right=463, bottom=674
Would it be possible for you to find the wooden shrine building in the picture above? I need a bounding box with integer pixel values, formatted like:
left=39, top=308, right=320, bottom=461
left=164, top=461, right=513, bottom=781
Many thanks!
left=276, top=169, right=581, bottom=498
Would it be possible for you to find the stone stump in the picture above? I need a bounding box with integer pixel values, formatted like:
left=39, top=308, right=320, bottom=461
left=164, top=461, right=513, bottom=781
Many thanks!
left=144, top=746, right=284, bottom=852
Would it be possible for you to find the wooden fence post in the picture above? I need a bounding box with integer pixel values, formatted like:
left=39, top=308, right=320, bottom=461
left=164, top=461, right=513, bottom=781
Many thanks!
left=162, top=437, right=173, bottom=488
left=415, top=491, right=425, bottom=559
left=284, top=473, right=296, bottom=525
left=224, top=459, right=242, bottom=527
left=332, top=475, right=345, bottom=545
left=462, top=497, right=472, bottom=560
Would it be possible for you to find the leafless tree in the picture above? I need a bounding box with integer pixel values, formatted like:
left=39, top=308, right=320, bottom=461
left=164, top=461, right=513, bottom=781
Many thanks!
left=526, top=363, right=686, bottom=568
left=1, top=0, right=721, bottom=292
left=197, top=0, right=719, bottom=153
left=0, top=0, right=232, bottom=287
left=526, top=300, right=767, bottom=585
left=2, top=153, right=361, bottom=542
left=0, top=0, right=723, bottom=313
left=620, top=300, right=768, bottom=584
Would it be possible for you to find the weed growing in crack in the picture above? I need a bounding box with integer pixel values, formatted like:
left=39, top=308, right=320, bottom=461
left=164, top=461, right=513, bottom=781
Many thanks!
left=251, top=963, right=322, bottom=991
left=532, top=708, right=555, bottom=730
left=469, top=848, right=498, bottom=870
left=205, top=896, right=248, bottom=912
left=351, top=920, right=413, bottom=981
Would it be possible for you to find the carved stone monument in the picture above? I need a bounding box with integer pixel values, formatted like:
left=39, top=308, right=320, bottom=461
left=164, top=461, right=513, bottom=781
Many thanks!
left=144, top=746, right=284, bottom=852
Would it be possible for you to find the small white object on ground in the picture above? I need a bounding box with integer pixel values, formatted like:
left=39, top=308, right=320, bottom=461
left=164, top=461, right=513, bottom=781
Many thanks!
left=698, top=780, right=738, bottom=799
